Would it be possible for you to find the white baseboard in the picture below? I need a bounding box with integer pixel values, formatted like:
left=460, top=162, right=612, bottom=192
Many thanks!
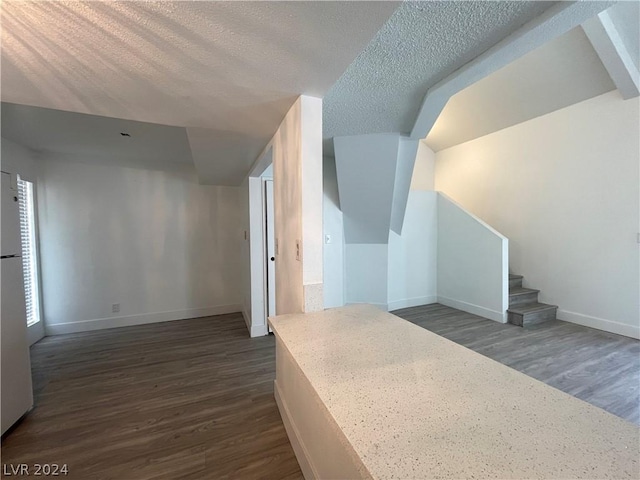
left=242, top=308, right=269, bottom=338
left=45, top=304, right=242, bottom=336
left=274, top=380, right=318, bottom=480
left=242, top=308, right=251, bottom=332
left=557, top=309, right=639, bottom=339
left=251, top=324, right=269, bottom=337
left=437, top=295, right=506, bottom=323
left=345, top=302, right=389, bottom=311
left=387, top=295, right=437, bottom=311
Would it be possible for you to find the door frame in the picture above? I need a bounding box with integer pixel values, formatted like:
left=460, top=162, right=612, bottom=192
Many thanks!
left=245, top=147, right=274, bottom=337
left=262, top=178, right=275, bottom=330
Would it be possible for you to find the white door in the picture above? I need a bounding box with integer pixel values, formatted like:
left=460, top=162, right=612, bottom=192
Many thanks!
left=264, top=179, right=276, bottom=318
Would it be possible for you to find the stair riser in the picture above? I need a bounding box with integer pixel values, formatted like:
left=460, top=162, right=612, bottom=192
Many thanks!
left=508, top=308, right=557, bottom=327
left=509, top=291, right=538, bottom=306
left=509, top=278, right=523, bottom=289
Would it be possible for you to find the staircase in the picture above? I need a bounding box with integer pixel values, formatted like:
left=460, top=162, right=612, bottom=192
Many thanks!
left=507, top=274, right=557, bottom=327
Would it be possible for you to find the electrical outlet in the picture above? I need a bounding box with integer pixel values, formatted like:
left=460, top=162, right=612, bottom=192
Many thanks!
left=296, top=240, right=301, bottom=261
left=112, top=303, right=120, bottom=313
left=325, top=234, right=331, bottom=244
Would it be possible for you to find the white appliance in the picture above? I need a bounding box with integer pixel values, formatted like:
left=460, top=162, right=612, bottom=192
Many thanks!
left=1, top=171, right=34, bottom=435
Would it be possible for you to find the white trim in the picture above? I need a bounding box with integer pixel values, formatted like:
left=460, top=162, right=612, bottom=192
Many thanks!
left=242, top=308, right=251, bottom=333
left=582, top=11, right=640, bottom=100
left=27, top=321, right=44, bottom=346
left=248, top=177, right=267, bottom=334
left=345, top=302, right=388, bottom=312
left=437, top=295, right=506, bottom=323
left=410, top=1, right=613, bottom=139
left=557, top=309, right=640, bottom=340
left=243, top=307, right=268, bottom=337
left=387, top=295, right=437, bottom=312
left=251, top=323, right=269, bottom=337
left=274, top=380, right=318, bottom=480
left=45, top=304, right=242, bottom=336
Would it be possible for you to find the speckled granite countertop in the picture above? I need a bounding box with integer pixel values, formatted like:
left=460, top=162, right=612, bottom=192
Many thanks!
left=269, top=304, right=639, bottom=479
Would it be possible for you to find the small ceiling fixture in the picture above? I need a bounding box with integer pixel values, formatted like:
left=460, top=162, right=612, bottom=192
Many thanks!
left=120, top=132, right=131, bottom=137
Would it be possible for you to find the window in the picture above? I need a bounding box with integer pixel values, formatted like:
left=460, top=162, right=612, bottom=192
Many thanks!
left=17, top=176, right=40, bottom=326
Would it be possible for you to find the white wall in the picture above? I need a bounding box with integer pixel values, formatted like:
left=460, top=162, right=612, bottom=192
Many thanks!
left=388, top=191, right=438, bottom=311
left=272, top=96, right=324, bottom=315
left=435, top=91, right=640, bottom=338
left=340, top=141, right=438, bottom=311
left=1, top=138, right=38, bottom=182
left=410, top=142, right=436, bottom=191
left=37, top=157, right=243, bottom=334
left=323, top=156, right=345, bottom=309
left=334, top=134, right=400, bottom=244
left=345, top=244, right=388, bottom=308
left=437, top=194, right=509, bottom=323
left=389, top=138, right=419, bottom=235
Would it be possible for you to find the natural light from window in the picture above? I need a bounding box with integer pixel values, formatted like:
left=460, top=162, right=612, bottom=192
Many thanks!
left=17, top=176, right=40, bottom=326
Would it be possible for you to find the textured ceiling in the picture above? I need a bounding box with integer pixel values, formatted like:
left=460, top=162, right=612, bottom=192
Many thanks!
left=0, top=0, right=399, bottom=184
left=323, top=0, right=557, bottom=144
left=1, top=103, right=193, bottom=171
left=425, top=27, right=616, bottom=152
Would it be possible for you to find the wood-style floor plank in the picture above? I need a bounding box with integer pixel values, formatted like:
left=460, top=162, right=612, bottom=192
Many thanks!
left=1, top=313, right=303, bottom=480
left=3, top=305, right=638, bottom=479
left=393, top=303, right=640, bottom=425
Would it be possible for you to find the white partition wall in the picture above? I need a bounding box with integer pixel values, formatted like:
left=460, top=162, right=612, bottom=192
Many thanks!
left=437, top=193, right=509, bottom=323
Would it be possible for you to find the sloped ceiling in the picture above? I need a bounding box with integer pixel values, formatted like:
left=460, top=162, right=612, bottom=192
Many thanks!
left=424, top=27, right=616, bottom=152
left=323, top=1, right=557, bottom=143
left=0, top=0, right=399, bottom=184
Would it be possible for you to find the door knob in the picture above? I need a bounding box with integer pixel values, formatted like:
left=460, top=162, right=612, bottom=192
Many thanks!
left=270, top=257, right=275, bottom=261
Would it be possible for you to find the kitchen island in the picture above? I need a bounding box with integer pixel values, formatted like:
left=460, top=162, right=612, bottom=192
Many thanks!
left=269, top=304, right=639, bottom=480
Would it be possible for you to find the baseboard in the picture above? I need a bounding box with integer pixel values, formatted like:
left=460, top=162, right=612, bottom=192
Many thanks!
left=345, top=302, right=389, bottom=312
left=251, top=323, right=268, bottom=337
left=274, top=380, right=318, bottom=480
left=557, top=309, right=639, bottom=339
left=242, top=308, right=251, bottom=333
left=241, top=308, right=269, bottom=338
left=437, top=295, right=506, bottom=323
left=387, top=295, right=437, bottom=311
left=45, top=304, right=242, bottom=336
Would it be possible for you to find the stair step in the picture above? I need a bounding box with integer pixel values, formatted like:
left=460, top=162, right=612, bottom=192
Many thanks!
left=509, top=274, right=523, bottom=288
left=509, top=287, right=539, bottom=306
left=507, top=302, right=557, bottom=327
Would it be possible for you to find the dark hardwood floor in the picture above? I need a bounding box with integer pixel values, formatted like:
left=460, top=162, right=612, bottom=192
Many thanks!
left=3, top=305, right=638, bottom=479
left=1, top=313, right=303, bottom=480
left=393, top=303, right=640, bottom=425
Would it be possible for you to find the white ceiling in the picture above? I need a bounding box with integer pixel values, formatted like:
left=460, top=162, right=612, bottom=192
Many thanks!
left=1, top=102, right=193, bottom=171
left=424, top=27, right=616, bottom=152
left=0, top=0, right=399, bottom=184
left=323, top=0, right=557, bottom=146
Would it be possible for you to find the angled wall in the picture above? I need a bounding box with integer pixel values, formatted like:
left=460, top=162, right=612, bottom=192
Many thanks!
left=334, top=133, right=420, bottom=308
left=334, top=134, right=400, bottom=244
